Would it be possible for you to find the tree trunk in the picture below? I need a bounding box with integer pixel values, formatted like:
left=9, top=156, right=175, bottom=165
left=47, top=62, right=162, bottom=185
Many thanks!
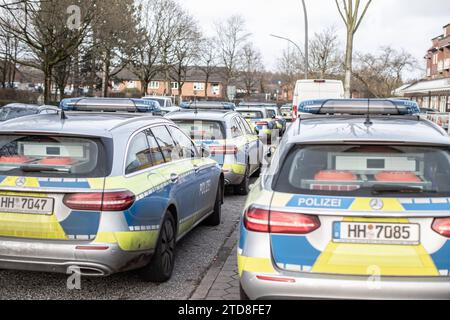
left=141, top=80, right=149, bottom=96
left=344, top=29, right=354, bottom=98
left=204, top=73, right=210, bottom=100
left=43, top=66, right=52, bottom=104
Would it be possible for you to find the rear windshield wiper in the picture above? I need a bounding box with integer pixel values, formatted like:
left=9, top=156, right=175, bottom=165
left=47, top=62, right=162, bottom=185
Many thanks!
left=372, top=185, right=436, bottom=195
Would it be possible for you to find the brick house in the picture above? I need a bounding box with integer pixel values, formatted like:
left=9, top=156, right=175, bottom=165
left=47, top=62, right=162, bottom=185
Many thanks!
left=113, top=67, right=227, bottom=100
left=396, top=23, right=450, bottom=111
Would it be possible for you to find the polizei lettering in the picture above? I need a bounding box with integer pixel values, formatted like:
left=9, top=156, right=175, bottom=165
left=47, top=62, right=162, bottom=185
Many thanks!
left=297, top=197, right=342, bottom=208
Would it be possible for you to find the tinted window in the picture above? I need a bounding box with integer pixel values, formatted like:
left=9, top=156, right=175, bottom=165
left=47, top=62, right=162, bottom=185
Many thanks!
left=168, top=126, right=198, bottom=159
left=174, top=120, right=226, bottom=140
left=0, top=135, right=106, bottom=177
left=238, top=111, right=264, bottom=119
left=125, top=132, right=152, bottom=175
left=237, top=116, right=253, bottom=135
left=151, top=126, right=181, bottom=162
left=266, top=109, right=276, bottom=118
left=231, top=119, right=243, bottom=138
left=274, top=145, right=450, bottom=197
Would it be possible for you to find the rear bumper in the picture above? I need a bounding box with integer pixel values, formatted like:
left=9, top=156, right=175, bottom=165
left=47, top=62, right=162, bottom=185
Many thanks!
left=241, top=271, right=450, bottom=300
left=222, top=163, right=246, bottom=186
left=0, top=237, right=152, bottom=276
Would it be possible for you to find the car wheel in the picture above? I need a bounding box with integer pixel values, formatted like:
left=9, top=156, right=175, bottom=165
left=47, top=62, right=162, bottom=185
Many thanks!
left=139, top=212, right=176, bottom=283
left=234, top=164, right=250, bottom=196
left=240, top=284, right=250, bottom=300
left=204, top=182, right=222, bottom=226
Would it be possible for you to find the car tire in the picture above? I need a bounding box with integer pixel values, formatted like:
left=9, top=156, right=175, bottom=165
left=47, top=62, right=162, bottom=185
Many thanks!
left=204, top=183, right=222, bottom=227
left=234, top=164, right=250, bottom=196
left=139, top=212, right=176, bottom=283
left=240, top=284, right=250, bottom=300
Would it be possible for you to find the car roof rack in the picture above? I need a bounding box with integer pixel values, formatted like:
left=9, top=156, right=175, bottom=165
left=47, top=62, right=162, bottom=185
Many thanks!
left=60, top=98, right=161, bottom=113
left=299, top=99, right=420, bottom=116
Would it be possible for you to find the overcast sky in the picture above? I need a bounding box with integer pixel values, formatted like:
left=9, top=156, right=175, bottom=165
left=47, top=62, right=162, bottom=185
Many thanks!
left=181, top=0, right=450, bottom=79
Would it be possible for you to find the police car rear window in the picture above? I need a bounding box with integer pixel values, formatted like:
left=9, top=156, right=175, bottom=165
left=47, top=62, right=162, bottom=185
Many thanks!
left=174, top=120, right=225, bottom=141
left=0, top=135, right=108, bottom=177
left=237, top=111, right=264, bottom=119
left=274, top=145, right=450, bottom=197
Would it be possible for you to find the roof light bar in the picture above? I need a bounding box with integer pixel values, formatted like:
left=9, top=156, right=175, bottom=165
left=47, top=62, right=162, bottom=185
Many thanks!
left=59, top=98, right=161, bottom=114
left=180, top=101, right=236, bottom=111
left=299, top=99, right=420, bottom=116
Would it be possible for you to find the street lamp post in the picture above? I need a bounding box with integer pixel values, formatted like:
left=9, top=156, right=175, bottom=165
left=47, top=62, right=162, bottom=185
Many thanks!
left=302, top=0, right=309, bottom=79
left=270, top=1, right=309, bottom=80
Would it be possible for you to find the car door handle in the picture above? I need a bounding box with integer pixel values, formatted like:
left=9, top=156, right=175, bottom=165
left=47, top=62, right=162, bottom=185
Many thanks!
left=170, top=173, right=179, bottom=184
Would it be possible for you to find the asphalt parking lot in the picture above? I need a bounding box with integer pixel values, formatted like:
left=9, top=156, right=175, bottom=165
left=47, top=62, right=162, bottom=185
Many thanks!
left=0, top=192, right=248, bottom=300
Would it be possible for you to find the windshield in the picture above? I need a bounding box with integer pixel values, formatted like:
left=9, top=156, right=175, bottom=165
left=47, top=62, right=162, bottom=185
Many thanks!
left=146, top=98, right=165, bottom=106
left=238, top=111, right=264, bottom=119
left=0, top=107, right=37, bottom=121
left=0, top=135, right=108, bottom=177
left=173, top=120, right=226, bottom=141
left=273, top=145, right=450, bottom=197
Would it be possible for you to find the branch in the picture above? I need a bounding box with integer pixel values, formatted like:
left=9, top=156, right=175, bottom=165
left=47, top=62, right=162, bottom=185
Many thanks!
left=354, top=0, right=372, bottom=33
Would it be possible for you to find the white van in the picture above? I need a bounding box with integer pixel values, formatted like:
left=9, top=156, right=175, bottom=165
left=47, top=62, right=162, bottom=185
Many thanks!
left=292, top=79, right=344, bottom=119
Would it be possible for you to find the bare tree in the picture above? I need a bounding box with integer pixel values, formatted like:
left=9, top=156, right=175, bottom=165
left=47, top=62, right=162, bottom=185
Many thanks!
left=0, top=0, right=96, bottom=103
left=353, top=46, right=418, bottom=98
left=335, top=0, right=372, bottom=97
left=215, top=15, right=250, bottom=100
left=309, top=26, right=343, bottom=79
left=93, top=0, right=140, bottom=97
left=169, top=10, right=201, bottom=103
left=238, top=42, right=263, bottom=96
left=277, top=45, right=303, bottom=98
left=198, top=38, right=218, bottom=100
left=129, top=0, right=165, bottom=96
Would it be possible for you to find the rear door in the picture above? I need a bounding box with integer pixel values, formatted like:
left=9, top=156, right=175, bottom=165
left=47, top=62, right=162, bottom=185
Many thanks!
left=0, top=134, right=108, bottom=242
left=150, top=125, right=197, bottom=236
left=268, top=144, right=450, bottom=277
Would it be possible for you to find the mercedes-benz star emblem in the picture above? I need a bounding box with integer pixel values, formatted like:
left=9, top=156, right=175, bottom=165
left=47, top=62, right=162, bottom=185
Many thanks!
left=15, top=177, right=26, bottom=187
left=370, top=199, right=384, bottom=211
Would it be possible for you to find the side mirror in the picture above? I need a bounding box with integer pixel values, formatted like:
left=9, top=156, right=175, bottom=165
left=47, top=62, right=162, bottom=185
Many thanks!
left=201, top=147, right=210, bottom=158
left=266, top=146, right=276, bottom=158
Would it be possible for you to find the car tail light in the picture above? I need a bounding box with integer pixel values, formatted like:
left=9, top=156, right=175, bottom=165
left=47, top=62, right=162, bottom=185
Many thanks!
left=63, top=191, right=135, bottom=211
left=244, top=207, right=320, bottom=234
left=244, top=207, right=270, bottom=233
left=270, top=210, right=321, bottom=234
left=209, top=145, right=238, bottom=155
left=432, top=218, right=450, bottom=237
left=293, top=105, right=298, bottom=119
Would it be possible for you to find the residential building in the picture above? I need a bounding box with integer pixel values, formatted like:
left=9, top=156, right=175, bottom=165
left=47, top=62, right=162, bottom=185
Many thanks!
left=396, top=23, right=450, bottom=111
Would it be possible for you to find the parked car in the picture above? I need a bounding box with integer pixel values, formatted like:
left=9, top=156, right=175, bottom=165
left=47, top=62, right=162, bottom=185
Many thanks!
left=280, top=104, right=293, bottom=122
left=292, top=79, right=344, bottom=120
left=238, top=99, right=450, bottom=300
left=239, top=103, right=287, bottom=136
left=236, top=106, right=278, bottom=145
left=143, top=96, right=174, bottom=108
left=0, top=103, right=59, bottom=122
left=167, top=105, right=263, bottom=195
left=161, top=106, right=181, bottom=116
left=0, top=98, right=223, bottom=282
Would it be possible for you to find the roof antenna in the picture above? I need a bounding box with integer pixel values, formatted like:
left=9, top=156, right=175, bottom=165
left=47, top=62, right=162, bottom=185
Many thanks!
left=60, top=109, right=67, bottom=121
left=364, top=98, right=373, bottom=126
